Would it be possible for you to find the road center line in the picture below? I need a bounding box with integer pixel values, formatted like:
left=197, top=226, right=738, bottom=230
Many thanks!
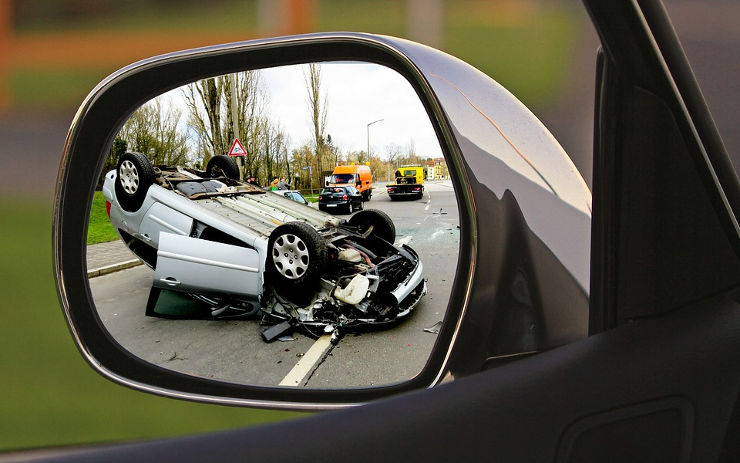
left=279, top=334, right=333, bottom=387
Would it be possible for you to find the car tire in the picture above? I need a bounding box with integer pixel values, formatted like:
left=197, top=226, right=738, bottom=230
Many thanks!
left=115, top=151, right=155, bottom=212
left=348, top=209, right=396, bottom=243
left=267, top=221, right=328, bottom=302
left=205, top=155, right=240, bottom=180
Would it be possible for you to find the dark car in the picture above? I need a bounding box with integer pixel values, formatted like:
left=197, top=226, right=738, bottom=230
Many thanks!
left=43, top=1, right=740, bottom=461
left=318, top=185, right=363, bottom=214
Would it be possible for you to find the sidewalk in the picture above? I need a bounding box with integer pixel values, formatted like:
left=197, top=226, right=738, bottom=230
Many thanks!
left=86, top=239, right=142, bottom=278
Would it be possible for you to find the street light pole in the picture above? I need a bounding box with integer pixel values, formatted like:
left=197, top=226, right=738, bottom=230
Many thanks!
left=366, top=118, right=384, bottom=159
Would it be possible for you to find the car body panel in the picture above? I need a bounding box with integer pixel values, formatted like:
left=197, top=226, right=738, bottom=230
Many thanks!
left=154, top=232, right=262, bottom=302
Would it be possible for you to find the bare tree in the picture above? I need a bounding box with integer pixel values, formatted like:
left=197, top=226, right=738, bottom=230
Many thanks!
left=183, top=77, right=224, bottom=167
left=305, top=63, right=328, bottom=187
left=183, top=71, right=265, bottom=171
left=262, top=120, right=290, bottom=183
left=291, top=143, right=315, bottom=189
left=119, top=97, right=189, bottom=166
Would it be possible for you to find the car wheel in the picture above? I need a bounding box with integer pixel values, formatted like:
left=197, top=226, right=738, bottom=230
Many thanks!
left=357, top=200, right=364, bottom=211
left=205, top=155, right=240, bottom=180
left=115, top=151, right=155, bottom=212
left=267, top=221, right=328, bottom=302
left=348, top=209, right=396, bottom=243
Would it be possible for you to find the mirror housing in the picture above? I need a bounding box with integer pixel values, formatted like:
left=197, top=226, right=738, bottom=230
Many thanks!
left=54, top=32, right=591, bottom=408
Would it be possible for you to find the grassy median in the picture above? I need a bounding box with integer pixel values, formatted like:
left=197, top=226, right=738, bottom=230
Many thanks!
left=87, top=191, right=120, bottom=245
left=0, top=199, right=302, bottom=450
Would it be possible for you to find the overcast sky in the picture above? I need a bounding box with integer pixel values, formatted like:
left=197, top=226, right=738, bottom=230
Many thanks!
left=158, top=61, right=443, bottom=161
left=260, top=62, right=443, bottom=159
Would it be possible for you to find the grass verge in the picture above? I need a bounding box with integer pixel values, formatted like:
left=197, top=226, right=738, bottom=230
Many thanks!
left=0, top=199, right=302, bottom=451
left=87, top=191, right=120, bottom=245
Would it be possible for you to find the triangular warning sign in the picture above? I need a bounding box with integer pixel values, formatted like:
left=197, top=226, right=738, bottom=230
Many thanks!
left=228, top=138, right=247, bottom=156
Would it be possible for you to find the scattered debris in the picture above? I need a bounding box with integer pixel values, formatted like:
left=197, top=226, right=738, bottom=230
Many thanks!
left=278, top=336, right=295, bottom=342
left=334, top=274, right=370, bottom=305
left=262, top=320, right=293, bottom=343
left=337, top=248, right=363, bottom=263
left=423, top=321, right=443, bottom=334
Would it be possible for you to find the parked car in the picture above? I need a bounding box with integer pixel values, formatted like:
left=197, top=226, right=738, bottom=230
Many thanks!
left=44, top=1, right=740, bottom=461
left=274, top=189, right=309, bottom=205
left=318, top=185, right=363, bottom=214
left=103, top=152, right=425, bottom=336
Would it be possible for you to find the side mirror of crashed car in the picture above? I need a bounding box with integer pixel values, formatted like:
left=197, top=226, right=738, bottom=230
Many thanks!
left=54, top=33, right=591, bottom=409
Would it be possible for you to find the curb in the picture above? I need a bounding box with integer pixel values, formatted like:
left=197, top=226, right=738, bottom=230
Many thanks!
left=87, top=259, right=143, bottom=278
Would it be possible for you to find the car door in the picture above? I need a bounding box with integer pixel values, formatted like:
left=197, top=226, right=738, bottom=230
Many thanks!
left=153, top=232, right=262, bottom=303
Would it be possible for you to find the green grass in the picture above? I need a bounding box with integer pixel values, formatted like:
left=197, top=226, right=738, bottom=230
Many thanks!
left=10, top=1, right=579, bottom=110
left=15, top=0, right=257, bottom=34
left=303, top=194, right=319, bottom=203
left=9, top=68, right=110, bottom=109
left=0, top=199, right=303, bottom=451
left=87, top=191, right=120, bottom=245
left=444, top=4, right=578, bottom=108
left=317, top=0, right=579, bottom=108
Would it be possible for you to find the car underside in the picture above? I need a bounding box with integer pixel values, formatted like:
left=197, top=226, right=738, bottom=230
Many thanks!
left=103, top=155, right=426, bottom=341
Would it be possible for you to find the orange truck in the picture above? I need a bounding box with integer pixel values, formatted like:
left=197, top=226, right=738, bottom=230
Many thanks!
left=328, top=164, right=373, bottom=201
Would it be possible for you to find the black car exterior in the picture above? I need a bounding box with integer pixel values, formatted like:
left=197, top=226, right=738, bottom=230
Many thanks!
left=318, top=186, right=363, bottom=214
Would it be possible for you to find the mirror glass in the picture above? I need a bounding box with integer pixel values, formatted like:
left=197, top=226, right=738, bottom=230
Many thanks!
left=86, top=62, right=459, bottom=388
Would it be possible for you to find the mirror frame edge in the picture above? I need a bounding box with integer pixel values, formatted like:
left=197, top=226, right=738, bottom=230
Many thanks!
left=52, top=33, right=477, bottom=409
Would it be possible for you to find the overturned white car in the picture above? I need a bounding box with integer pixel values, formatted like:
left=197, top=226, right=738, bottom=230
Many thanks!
left=102, top=152, right=426, bottom=341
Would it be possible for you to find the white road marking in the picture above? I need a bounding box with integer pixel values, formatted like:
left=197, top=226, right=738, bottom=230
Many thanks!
left=279, top=334, right=333, bottom=387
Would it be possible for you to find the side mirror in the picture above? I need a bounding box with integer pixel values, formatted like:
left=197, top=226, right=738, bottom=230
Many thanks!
left=54, top=33, right=590, bottom=409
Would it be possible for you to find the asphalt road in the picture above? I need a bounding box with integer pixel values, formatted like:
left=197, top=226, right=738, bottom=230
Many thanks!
left=89, top=181, right=460, bottom=389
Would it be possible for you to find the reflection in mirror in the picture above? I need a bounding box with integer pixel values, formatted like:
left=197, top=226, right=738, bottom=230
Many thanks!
left=86, top=62, right=458, bottom=389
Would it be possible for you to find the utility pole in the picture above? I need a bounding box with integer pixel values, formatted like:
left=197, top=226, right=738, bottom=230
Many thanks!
left=366, top=118, right=383, bottom=159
